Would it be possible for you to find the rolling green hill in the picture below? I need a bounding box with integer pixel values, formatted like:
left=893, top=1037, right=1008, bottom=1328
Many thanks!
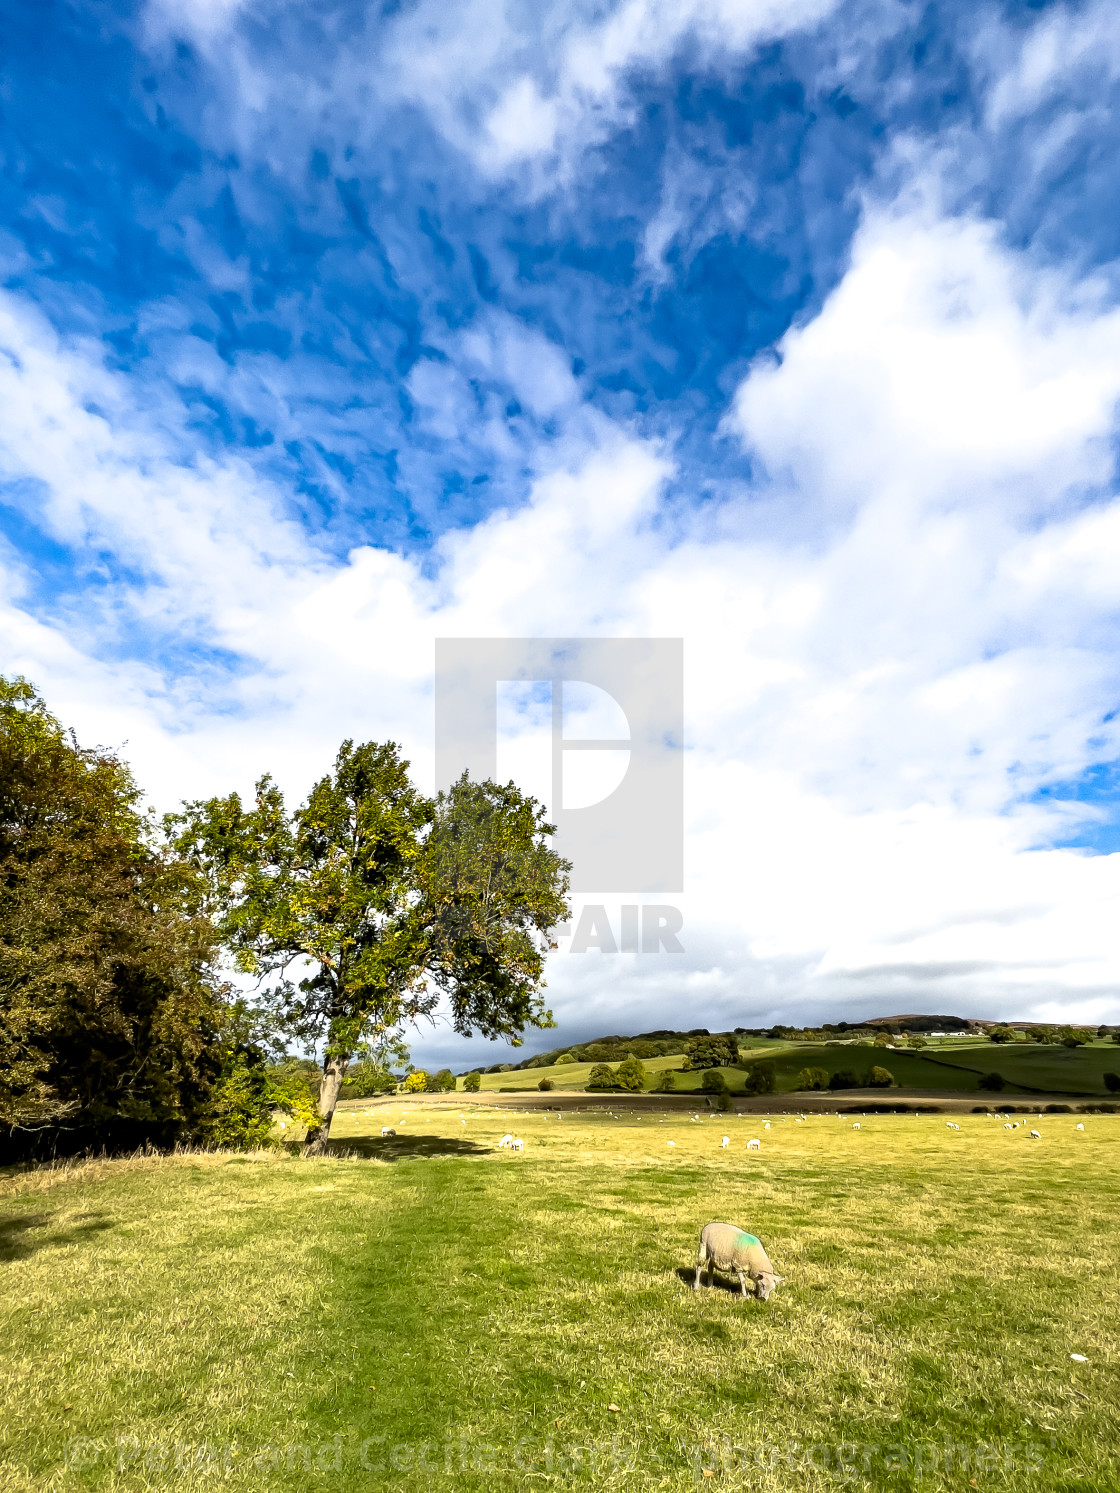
left=925, top=1040, right=1120, bottom=1095
left=465, top=1036, right=1119, bottom=1097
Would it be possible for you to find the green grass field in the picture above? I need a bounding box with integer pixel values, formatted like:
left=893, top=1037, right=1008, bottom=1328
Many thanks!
left=2, top=1106, right=1117, bottom=1491
left=474, top=1045, right=789, bottom=1094
left=924, top=1041, right=1120, bottom=1095
left=477, top=1038, right=1120, bottom=1098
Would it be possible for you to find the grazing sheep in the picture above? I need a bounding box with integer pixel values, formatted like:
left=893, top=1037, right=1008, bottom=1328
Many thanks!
left=1029, top=1129, right=1041, bottom=1139
left=1075, top=1122, right=1084, bottom=1131
left=511, top=1137, right=524, bottom=1151
left=747, top=1138, right=761, bottom=1150
left=1004, top=1123, right=1014, bottom=1130
left=380, top=1127, right=396, bottom=1138
left=694, top=1222, right=785, bottom=1301
left=763, top=1121, right=771, bottom=1129
left=721, top=1136, right=730, bottom=1149
left=498, top=1134, right=513, bottom=1148
left=852, top=1122, right=861, bottom=1130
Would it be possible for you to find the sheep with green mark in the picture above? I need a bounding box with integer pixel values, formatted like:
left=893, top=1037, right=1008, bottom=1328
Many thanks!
left=694, top=1222, right=785, bottom=1301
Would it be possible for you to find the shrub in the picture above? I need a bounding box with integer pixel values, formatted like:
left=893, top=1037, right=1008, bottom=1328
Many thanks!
left=794, top=1066, right=829, bottom=1091
left=403, top=1071, right=427, bottom=1093
left=654, top=1069, right=677, bottom=1092
left=1104, top=1073, right=1120, bottom=1094
left=978, top=1071, right=1006, bottom=1092
left=865, top=1066, right=895, bottom=1087
left=204, top=1053, right=288, bottom=1150
left=714, top=1091, right=732, bottom=1112
left=424, top=1068, right=456, bottom=1093
left=342, top=1062, right=398, bottom=1098
left=829, top=1069, right=860, bottom=1091
left=873, top=1033, right=892, bottom=1047
left=554, top=1052, right=576, bottom=1065
left=988, top=1026, right=1017, bottom=1043
left=615, top=1055, right=647, bottom=1093
left=701, top=1069, right=728, bottom=1094
left=1044, top=1104, right=1072, bottom=1113
left=587, top=1063, right=617, bottom=1091
left=742, top=1060, right=776, bottom=1096
left=537, top=1077, right=555, bottom=1091
left=463, top=1071, right=480, bottom=1092
left=907, top=1034, right=928, bottom=1048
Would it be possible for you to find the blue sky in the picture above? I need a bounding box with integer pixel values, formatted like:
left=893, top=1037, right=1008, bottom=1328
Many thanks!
left=4, top=0, right=1120, bottom=1059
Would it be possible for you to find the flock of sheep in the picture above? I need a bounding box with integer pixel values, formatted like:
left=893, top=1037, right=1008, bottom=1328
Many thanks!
left=373, top=1104, right=1097, bottom=1306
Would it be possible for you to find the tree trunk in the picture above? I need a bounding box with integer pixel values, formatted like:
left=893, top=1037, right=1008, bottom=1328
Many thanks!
left=305, top=1053, right=349, bottom=1154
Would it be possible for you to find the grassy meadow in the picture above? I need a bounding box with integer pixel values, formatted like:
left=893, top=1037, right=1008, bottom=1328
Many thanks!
left=2, top=1105, right=1117, bottom=1492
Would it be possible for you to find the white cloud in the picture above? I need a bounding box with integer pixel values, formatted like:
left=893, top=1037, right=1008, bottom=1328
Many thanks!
left=5, top=194, right=1120, bottom=1067
left=387, top=0, right=844, bottom=176
left=142, top=0, right=246, bottom=43
left=140, top=0, right=843, bottom=182
left=980, top=0, right=1120, bottom=128
left=729, top=210, right=1120, bottom=511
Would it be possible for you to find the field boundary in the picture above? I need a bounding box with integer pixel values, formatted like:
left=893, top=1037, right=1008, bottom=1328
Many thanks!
left=336, top=1090, right=1116, bottom=1116
left=907, top=1047, right=1096, bottom=1096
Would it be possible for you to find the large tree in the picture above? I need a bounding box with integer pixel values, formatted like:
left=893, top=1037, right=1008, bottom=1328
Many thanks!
left=0, top=678, right=224, bottom=1154
left=172, top=747, right=570, bottom=1152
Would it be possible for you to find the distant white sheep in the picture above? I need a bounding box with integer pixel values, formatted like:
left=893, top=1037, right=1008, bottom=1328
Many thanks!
left=1004, top=1123, right=1014, bottom=1130
left=747, top=1138, right=761, bottom=1150
left=1075, top=1122, right=1084, bottom=1131
left=852, top=1123, right=861, bottom=1130
left=380, top=1127, right=396, bottom=1138
left=498, top=1134, right=513, bottom=1148
left=1029, top=1130, right=1041, bottom=1140
left=763, top=1121, right=771, bottom=1129
left=668, top=1141, right=676, bottom=1147
left=510, top=1137, right=524, bottom=1151
left=721, top=1136, right=730, bottom=1149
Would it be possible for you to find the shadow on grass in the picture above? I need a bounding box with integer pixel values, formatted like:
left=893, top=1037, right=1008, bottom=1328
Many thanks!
left=674, top=1265, right=755, bottom=1296
left=0, top=1210, right=114, bottom=1263
left=330, top=1135, right=494, bottom=1163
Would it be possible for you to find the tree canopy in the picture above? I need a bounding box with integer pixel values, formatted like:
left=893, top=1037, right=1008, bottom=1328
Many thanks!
left=0, top=678, right=225, bottom=1156
left=171, top=748, right=569, bottom=1149
left=683, top=1033, right=740, bottom=1070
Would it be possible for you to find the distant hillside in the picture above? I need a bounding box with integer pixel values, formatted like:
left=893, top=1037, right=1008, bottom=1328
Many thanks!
left=463, top=1012, right=1114, bottom=1075
left=866, top=1014, right=979, bottom=1032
